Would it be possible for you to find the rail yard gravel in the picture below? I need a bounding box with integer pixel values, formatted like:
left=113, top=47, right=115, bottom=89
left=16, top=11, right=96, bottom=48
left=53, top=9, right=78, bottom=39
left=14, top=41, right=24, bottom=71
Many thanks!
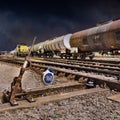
left=0, top=62, right=44, bottom=91
left=0, top=62, right=120, bottom=120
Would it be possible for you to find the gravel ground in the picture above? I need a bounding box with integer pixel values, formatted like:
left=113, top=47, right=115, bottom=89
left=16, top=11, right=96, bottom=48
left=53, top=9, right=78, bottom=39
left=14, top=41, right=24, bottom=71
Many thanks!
left=0, top=62, right=120, bottom=120
left=0, top=62, right=44, bottom=92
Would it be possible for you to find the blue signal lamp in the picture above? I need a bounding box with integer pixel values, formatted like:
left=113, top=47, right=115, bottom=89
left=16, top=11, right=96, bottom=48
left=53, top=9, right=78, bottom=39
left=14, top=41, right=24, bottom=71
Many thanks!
left=43, top=68, right=54, bottom=85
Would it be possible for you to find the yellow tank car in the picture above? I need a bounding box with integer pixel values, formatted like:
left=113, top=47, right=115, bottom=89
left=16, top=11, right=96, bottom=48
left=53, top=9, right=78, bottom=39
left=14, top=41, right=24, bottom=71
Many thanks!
left=16, top=44, right=29, bottom=57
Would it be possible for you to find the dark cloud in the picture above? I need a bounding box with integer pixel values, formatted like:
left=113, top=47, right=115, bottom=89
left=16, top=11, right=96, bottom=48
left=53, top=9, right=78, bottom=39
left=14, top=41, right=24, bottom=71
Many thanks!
left=0, top=0, right=120, bottom=51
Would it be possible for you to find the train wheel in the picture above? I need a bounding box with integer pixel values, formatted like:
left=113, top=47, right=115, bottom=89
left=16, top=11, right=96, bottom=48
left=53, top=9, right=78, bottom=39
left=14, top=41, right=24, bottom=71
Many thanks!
left=80, top=55, right=86, bottom=60
left=73, top=56, right=77, bottom=60
left=80, top=53, right=86, bottom=60
left=60, top=54, right=63, bottom=59
left=89, top=54, right=94, bottom=60
left=89, top=56, right=93, bottom=60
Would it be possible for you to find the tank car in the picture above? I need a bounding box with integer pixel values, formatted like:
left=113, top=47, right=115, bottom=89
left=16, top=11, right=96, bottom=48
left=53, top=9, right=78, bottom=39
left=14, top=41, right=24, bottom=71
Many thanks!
left=40, top=34, right=78, bottom=58
left=30, top=42, right=44, bottom=56
left=70, top=19, right=120, bottom=59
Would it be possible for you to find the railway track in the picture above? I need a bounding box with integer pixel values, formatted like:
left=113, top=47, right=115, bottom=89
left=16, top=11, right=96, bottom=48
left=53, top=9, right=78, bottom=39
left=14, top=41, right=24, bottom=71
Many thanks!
left=42, top=58, right=120, bottom=77
left=0, top=56, right=120, bottom=111
left=44, top=57, right=120, bottom=67
left=0, top=56, right=120, bottom=89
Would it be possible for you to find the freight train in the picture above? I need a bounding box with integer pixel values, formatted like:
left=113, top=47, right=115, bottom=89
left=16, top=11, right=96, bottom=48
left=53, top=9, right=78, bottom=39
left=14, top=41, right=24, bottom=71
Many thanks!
left=13, top=19, right=120, bottom=59
left=30, top=19, right=120, bottom=59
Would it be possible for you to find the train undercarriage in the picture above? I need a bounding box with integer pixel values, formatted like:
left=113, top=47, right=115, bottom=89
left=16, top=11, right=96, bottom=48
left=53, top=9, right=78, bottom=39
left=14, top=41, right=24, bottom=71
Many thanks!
left=31, top=49, right=95, bottom=60
left=30, top=48, right=120, bottom=60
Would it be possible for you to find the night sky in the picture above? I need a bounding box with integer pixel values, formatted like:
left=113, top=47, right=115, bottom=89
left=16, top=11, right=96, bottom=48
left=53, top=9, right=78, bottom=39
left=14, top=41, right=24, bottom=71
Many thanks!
left=0, top=0, right=120, bottom=51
